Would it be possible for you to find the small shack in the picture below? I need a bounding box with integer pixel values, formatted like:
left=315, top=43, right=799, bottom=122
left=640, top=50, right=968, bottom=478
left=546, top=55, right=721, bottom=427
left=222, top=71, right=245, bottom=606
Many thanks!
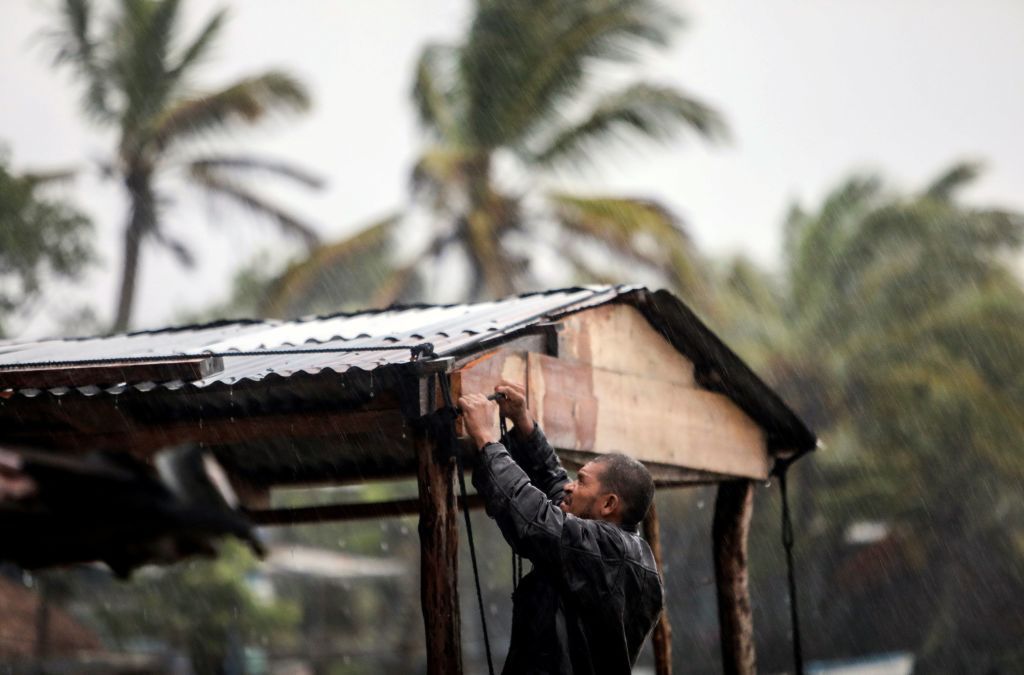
left=0, top=285, right=816, bottom=674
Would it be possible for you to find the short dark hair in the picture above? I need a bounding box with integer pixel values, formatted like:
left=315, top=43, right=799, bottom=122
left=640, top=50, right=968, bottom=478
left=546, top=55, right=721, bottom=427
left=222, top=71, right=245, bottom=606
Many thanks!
left=590, top=453, right=655, bottom=528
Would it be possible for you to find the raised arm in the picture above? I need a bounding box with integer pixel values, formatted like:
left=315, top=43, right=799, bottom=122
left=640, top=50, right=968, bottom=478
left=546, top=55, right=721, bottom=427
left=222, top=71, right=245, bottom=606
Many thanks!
left=493, top=382, right=568, bottom=503
left=460, top=390, right=566, bottom=569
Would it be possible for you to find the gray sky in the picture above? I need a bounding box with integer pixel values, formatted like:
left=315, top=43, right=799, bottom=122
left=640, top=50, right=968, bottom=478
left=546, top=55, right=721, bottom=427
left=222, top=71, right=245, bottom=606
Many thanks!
left=2, top=0, right=1023, bottom=336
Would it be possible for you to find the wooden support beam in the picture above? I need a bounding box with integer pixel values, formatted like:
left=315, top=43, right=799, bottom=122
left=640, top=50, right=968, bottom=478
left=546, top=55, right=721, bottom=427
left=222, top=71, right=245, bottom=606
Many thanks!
left=642, top=501, right=673, bottom=675
left=713, top=480, right=756, bottom=675
left=4, top=408, right=407, bottom=455
left=248, top=493, right=484, bottom=525
left=415, top=422, right=462, bottom=674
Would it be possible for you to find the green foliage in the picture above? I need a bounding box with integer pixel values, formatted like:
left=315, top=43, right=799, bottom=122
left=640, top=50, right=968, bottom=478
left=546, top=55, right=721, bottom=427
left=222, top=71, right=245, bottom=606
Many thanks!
left=49, top=0, right=320, bottom=331
left=93, top=540, right=298, bottom=673
left=715, top=162, right=1024, bottom=670
left=0, top=150, right=93, bottom=335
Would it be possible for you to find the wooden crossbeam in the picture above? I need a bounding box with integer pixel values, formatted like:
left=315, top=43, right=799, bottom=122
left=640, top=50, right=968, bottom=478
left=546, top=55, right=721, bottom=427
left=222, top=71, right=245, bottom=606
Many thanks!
left=247, top=494, right=485, bottom=525
left=4, top=408, right=407, bottom=455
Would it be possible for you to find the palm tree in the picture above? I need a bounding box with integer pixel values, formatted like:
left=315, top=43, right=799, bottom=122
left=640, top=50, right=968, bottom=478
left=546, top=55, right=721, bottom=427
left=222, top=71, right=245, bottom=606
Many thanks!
left=715, top=163, right=1024, bottom=670
left=50, top=0, right=322, bottom=332
left=266, top=0, right=726, bottom=315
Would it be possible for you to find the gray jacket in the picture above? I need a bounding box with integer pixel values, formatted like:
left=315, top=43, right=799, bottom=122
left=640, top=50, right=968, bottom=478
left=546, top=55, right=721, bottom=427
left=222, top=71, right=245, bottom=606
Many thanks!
left=473, top=426, right=664, bottom=675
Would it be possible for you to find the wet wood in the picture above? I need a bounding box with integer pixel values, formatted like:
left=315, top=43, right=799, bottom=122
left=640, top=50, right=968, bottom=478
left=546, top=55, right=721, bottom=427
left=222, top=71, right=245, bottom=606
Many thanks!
left=415, top=428, right=463, bottom=674
left=249, top=493, right=484, bottom=525
left=557, top=303, right=696, bottom=384
left=526, top=353, right=769, bottom=479
left=642, top=501, right=673, bottom=675
left=451, top=349, right=528, bottom=438
left=713, top=480, right=756, bottom=675
left=3, top=408, right=408, bottom=455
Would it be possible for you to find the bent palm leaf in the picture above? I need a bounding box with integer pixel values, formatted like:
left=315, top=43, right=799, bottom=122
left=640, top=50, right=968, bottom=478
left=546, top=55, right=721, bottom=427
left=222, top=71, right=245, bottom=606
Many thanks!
left=532, top=83, right=727, bottom=168
left=548, top=193, right=704, bottom=292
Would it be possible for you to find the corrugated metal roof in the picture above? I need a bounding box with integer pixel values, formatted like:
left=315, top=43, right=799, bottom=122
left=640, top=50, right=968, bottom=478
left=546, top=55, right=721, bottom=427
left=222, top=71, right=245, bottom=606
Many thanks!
left=0, top=286, right=630, bottom=396
left=0, top=285, right=818, bottom=457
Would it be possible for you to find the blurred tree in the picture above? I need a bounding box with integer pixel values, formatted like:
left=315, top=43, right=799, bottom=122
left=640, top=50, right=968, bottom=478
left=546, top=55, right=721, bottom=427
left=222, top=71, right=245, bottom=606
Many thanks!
left=0, top=149, right=93, bottom=336
left=266, top=0, right=727, bottom=314
left=88, top=540, right=298, bottom=674
left=714, top=162, right=1024, bottom=671
left=49, top=0, right=322, bottom=332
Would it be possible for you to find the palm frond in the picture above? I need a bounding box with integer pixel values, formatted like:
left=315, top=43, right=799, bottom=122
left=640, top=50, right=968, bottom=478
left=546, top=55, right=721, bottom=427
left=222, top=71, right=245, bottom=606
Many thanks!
left=925, top=161, right=982, bottom=201
left=188, top=162, right=320, bottom=250
left=261, top=215, right=401, bottom=317
left=168, top=7, right=227, bottom=81
left=531, top=83, right=727, bottom=168
left=369, top=257, right=427, bottom=309
left=152, top=228, right=195, bottom=268
left=149, top=72, right=310, bottom=152
left=462, top=0, right=682, bottom=147
left=50, top=0, right=112, bottom=120
left=548, top=192, right=702, bottom=291
left=114, top=0, right=183, bottom=131
left=188, top=156, right=324, bottom=189
left=17, top=168, right=79, bottom=188
left=786, top=173, right=886, bottom=318
left=412, top=43, right=461, bottom=141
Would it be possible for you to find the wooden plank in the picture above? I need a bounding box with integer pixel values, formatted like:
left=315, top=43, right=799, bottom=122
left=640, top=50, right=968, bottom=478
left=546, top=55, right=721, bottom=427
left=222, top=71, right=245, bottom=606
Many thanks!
left=415, top=415, right=462, bottom=674
left=713, top=480, right=757, bottom=675
left=4, top=408, right=408, bottom=455
left=248, top=494, right=485, bottom=525
left=528, top=353, right=769, bottom=479
left=558, top=303, right=695, bottom=384
left=642, top=501, right=673, bottom=675
left=450, top=349, right=528, bottom=439
left=0, top=356, right=224, bottom=389
left=525, top=353, right=598, bottom=452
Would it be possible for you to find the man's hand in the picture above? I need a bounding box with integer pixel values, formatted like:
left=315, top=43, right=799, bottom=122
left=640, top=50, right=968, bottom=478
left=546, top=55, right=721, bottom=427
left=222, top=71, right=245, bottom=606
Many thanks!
left=494, top=381, right=535, bottom=437
left=458, top=393, right=499, bottom=450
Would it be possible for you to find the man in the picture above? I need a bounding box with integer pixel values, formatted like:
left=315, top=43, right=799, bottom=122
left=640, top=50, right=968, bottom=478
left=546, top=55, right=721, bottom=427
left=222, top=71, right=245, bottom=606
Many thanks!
left=459, top=382, right=664, bottom=675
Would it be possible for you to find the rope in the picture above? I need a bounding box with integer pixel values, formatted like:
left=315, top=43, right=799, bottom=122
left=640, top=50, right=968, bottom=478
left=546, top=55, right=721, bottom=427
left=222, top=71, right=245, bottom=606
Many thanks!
left=437, top=374, right=496, bottom=675
left=776, top=461, right=805, bottom=675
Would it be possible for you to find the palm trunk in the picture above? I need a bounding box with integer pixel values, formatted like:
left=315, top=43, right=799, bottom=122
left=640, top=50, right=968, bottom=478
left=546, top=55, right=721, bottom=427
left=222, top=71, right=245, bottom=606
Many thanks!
left=464, top=154, right=514, bottom=300
left=112, top=170, right=154, bottom=333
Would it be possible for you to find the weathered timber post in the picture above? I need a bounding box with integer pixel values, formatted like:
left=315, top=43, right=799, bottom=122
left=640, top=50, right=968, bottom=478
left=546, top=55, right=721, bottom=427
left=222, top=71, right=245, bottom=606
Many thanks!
left=642, top=501, right=673, bottom=675
left=713, top=479, right=756, bottom=675
left=415, top=422, right=463, bottom=674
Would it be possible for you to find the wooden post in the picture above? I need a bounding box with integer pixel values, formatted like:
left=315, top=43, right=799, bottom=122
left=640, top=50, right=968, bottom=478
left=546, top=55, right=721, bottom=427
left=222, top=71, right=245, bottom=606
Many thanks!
left=713, top=480, right=756, bottom=675
left=642, top=501, right=673, bottom=675
left=415, top=423, right=463, bottom=674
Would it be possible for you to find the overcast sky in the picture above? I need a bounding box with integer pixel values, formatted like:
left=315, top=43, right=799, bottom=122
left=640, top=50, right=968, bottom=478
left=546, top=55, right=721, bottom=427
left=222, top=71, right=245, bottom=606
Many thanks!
left=2, top=0, right=1023, bottom=336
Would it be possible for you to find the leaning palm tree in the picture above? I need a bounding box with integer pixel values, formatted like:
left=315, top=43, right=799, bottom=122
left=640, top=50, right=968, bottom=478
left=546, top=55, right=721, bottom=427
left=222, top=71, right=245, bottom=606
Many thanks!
left=266, top=0, right=726, bottom=315
left=715, top=162, right=1024, bottom=671
left=50, top=0, right=322, bottom=331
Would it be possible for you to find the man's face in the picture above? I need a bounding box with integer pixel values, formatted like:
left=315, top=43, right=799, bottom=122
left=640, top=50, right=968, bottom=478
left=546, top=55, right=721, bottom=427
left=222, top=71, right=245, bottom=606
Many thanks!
left=560, top=461, right=609, bottom=520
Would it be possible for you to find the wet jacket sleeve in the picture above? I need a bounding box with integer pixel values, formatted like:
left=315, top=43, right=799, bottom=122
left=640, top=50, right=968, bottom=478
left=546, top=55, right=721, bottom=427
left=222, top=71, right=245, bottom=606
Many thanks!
left=507, top=424, right=569, bottom=504
left=472, top=436, right=568, bottom=572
